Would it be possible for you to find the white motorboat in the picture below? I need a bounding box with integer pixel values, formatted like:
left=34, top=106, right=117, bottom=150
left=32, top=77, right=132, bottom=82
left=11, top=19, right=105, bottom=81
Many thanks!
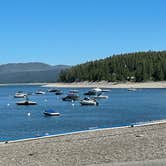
left=16, top=100, right=37, bottom=105
left=93, top=95, right=109, bottom=99
left=101, top=89, right=111, bottom=92
left=48, top=89, right=58, bottom=92
left=128, top=88, right=137, bottom=91
left=69, top=89, right=79, bottom=93
left=92, top=88, right=102, bottom=93
left=80, top=97, right=99, bottom=106
left=16, top=96, right=37, bottom=105
left=14, top=92, right=27, bottom=98
left=84, top=88, right=102, bottom=96
left=35, top=90, right=46, bottom=94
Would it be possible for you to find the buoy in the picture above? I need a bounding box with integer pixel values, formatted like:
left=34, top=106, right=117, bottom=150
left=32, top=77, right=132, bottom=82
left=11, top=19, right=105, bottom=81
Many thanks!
left=72, top=103, right=75, bottom=106
left=27, top=112, right=31, bottom=116
left=7, top=103, right=10, bottom=106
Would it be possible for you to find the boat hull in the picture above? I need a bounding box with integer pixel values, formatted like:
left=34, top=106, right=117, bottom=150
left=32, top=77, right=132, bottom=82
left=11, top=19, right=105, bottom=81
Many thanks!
left=43, top=112, right=60, bottom=116
left=93, top=95, right=108, bottom=99
left=16, top=101, right=37, bottom=105
left=80, top=100, right=99, bottom=106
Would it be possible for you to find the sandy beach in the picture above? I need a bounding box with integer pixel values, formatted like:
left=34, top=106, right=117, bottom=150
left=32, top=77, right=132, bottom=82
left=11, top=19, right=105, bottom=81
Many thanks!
left=0, top=81, right=166, bottom=89
left=43, top=81, right=166, bottom=89
left=1, top=121, right=166, bottom=166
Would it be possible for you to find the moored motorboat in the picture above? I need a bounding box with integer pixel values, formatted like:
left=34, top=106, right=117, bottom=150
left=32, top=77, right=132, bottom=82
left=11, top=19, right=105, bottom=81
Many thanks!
left=43, top=110, right=60, bottom=116
left=14, top=92, right=27, bottom=98
left=55, top=89, right=63, bottom=95
left=48, top=89, right=59, bottom=92
left=80, top=97, right=99, bottom=106
left=128, top=88, right=137, bottom=91
left=16, top=96, right=37, bottom=105
left=93, top=95, right=109, bottom=99
left=16, top=100, right=37, bottom=105
left=69, top=89, right=79, bottom=93
left=84, top=91, right=96, bottom=96
left=92, top=88, right=102, bottom=92
left=84, top=88, right=102, bottom=96
left=101, top=89, right=111, bottom=92
left=35, top=90, right=46, bottom=94
left=62, top=93, right=79, bottom=101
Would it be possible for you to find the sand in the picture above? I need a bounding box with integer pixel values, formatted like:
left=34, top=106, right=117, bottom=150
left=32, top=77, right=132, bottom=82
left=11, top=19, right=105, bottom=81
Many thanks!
left=43, top=81, right=166, bottom=89
left=0, top=81, right=166, bottom=89
left=1, top=121, right=166, bottom=166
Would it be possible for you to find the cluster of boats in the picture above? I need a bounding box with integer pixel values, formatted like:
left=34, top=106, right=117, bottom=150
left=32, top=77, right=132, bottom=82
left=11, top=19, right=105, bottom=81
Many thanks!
left=14, top=87, right=111, bottom=116
left=13, top=87, right=138, bottom=117
left=61, top=88, right=110, bottom=106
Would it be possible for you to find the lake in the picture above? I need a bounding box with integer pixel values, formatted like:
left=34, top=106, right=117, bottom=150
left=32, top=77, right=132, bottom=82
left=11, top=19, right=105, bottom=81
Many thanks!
left=0, top=85, right=166, bottom=141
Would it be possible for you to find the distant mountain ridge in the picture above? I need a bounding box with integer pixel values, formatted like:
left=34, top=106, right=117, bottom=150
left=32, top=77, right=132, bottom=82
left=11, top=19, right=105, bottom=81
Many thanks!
left=0, top=62, right=70, bottom=83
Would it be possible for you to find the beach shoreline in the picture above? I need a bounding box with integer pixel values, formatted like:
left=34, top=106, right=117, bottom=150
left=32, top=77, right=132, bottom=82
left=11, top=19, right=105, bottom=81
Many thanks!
left=43, top=81, right=166, bottom=89
left=1, top=120, right=166, bottom=165
left=0, top=81, right=166, bottom=89
left=2, top=119, right=166, bottom=144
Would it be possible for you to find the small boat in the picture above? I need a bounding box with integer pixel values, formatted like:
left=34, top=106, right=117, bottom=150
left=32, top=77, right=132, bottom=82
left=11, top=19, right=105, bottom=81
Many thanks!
left=93, top=95, right=108, bottom=99
left=62, top=93, right=79, bottom=101
left=43, top=110, right=60, bottom=116
left=92, top=88, right=102, bottom=92
left=80, top=97, right=99, bottom=106
left=84, top=91, right=96, bottom=96
left=128, top=88, right=137, bottom=91
left=101, top=89, right=111, bottom=92
left=69, top=90, right=79, bottom=93
left=14, top=92, right=27, bottom=98
left=84, top=88, right=102, bottom=96
left=55, top=89, right=63, bottom=95
left=16, top=100, right=37, bottom=105
left=16, top=96, right=37, bottom=105
left=35, top=90, right=46, bottom=94
left=48, top=89, right=59, bottom=92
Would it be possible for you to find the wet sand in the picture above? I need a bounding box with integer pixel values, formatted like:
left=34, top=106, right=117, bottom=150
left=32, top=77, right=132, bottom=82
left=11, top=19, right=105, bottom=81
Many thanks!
left=1, top=121, right=166, bottom=166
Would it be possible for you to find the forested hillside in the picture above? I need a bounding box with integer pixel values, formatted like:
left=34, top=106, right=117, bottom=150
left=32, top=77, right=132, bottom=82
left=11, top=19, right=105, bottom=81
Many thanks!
left=59, top=51, right=166, bottom=82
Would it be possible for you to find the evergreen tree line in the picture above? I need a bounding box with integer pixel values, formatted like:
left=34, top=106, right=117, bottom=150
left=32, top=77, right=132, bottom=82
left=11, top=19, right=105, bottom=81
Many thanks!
left=59, top=51, right=166, bottom=82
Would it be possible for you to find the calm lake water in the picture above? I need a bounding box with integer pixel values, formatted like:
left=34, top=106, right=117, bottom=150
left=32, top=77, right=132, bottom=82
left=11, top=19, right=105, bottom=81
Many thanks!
left=0, top=85, right=166, bottom=141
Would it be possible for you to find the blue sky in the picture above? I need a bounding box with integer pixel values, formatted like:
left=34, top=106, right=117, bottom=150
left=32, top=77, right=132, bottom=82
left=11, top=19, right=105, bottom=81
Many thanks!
left=0, top=0, right=165, bottom=65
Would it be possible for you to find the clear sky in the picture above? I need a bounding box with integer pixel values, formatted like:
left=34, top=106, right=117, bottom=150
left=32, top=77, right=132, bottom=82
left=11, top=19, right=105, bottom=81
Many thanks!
left=0, top=0, right=165, bottom=65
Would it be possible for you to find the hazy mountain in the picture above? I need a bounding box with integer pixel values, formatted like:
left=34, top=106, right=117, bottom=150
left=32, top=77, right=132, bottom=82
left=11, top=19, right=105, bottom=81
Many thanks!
left=0, top=62, right=70, bottom=83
